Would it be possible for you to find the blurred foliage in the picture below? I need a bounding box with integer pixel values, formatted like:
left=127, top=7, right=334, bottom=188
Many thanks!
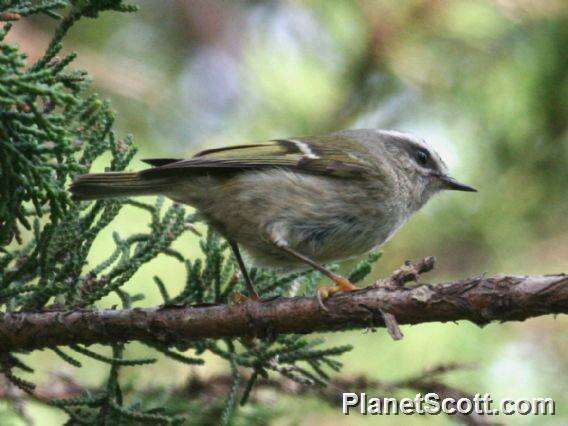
left=49, top=0, right=565, bottom=273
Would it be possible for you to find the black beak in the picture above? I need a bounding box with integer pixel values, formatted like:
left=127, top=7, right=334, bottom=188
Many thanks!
left=439, top=175, right=477, bottom=192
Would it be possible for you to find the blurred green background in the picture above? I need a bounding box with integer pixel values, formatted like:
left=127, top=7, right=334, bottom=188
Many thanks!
left=5, top=0, right=567, bottom=424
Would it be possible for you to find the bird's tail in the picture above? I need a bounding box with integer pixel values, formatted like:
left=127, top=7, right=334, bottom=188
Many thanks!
left=70, top=171, right=172, bottom=201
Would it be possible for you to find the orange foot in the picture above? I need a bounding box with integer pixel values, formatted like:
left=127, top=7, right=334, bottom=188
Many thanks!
left=316, top=274, right=358, bottom=311
left=231, top=291, right=260, bottom=304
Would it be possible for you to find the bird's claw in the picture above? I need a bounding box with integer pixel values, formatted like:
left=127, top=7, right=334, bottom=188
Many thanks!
left=316, top=275, right=358, bottom=311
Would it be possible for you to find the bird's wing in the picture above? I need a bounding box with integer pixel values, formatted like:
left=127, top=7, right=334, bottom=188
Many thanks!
left=141, top=158, right=183, bottom=167
left=140, top=138, right=372, bottom=179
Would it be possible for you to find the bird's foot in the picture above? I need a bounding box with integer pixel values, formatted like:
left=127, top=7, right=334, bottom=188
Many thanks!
left=316, top=274, right=358, bottom=311
left=231, top=291, right=260, bottom=304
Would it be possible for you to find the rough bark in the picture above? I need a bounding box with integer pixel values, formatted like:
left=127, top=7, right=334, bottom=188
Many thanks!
left=1, top=259, right=565, bottom=351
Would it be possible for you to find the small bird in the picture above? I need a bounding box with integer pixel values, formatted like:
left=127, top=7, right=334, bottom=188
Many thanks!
left=70, top=129, right=476, bottom=303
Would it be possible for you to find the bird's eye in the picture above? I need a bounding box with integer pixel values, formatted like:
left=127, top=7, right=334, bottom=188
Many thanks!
left=414, top=149, right=429, bottom=166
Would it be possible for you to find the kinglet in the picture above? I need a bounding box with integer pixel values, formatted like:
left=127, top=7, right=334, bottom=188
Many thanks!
left=70, top=129, right=476, bottom=303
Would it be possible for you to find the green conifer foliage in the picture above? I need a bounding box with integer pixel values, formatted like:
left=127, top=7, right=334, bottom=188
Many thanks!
left=0, top=3, right=382, bottom=423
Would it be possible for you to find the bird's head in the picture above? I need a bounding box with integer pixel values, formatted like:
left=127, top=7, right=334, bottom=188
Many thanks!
left=378, top=130, right=476, bottom=208
left=342, top=129, right=476, bottom=212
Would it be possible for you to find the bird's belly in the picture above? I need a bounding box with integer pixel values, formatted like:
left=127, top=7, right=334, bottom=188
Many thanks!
left=242, top=216, right=397, bottom=270
left=304, top=219, right=387, bottom=262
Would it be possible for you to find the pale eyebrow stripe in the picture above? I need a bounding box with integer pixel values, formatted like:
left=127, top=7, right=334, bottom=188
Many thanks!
left=379, top=130, right=434, bottom=154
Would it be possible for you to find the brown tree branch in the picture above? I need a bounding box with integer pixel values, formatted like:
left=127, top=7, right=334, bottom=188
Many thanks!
left=0, top=261, right=566, bottom=351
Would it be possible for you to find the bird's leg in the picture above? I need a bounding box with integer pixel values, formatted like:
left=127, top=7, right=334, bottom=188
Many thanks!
left=228, top=240, right=260, bottom=300
left=270, top=240, right=357, bottom=308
